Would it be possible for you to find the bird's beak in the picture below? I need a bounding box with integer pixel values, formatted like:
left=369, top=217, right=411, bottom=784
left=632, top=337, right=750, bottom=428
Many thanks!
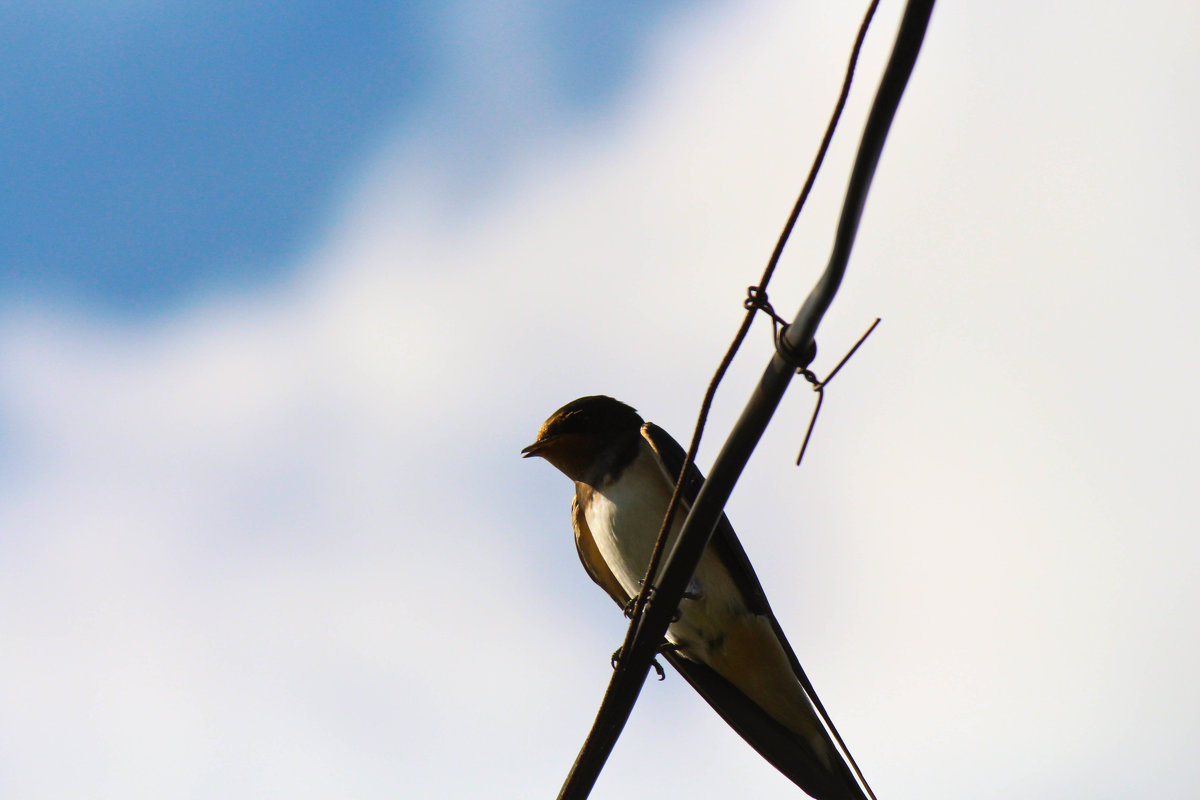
left=521, top=437, right=554, bottom=458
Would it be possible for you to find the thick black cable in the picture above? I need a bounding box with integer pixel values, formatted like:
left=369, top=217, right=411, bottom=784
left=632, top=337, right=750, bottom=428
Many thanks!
left=557, top=3, right=936, bottom=798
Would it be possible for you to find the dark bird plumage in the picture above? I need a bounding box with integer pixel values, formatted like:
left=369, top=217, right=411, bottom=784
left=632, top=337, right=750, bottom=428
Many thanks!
left=523, top=395, right=875, bottom=800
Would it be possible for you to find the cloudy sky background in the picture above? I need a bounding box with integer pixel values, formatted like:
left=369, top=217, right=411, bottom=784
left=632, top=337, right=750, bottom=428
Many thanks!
left=2, top=1, right=1198, bottom=798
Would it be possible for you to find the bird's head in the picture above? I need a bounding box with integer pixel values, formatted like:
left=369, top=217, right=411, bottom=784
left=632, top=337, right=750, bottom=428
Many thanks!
left=521, top=395, right=644, bottom=484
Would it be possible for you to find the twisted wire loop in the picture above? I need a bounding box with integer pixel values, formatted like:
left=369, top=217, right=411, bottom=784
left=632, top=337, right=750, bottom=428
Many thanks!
left=743, top=285, right=790, bottom=344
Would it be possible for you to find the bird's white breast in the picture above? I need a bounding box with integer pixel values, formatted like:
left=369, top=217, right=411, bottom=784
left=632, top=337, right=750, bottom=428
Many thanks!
left=581, top=440, right=746, bottom=648
left=583, top=447, right=676, bottom=600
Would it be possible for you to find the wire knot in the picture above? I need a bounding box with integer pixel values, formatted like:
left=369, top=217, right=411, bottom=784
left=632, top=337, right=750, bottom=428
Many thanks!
left=743, top=285, right=789, bottom=328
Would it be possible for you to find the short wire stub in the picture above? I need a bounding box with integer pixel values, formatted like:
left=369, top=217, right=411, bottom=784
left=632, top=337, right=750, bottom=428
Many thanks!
left=793, top=317, right=881, bottom=466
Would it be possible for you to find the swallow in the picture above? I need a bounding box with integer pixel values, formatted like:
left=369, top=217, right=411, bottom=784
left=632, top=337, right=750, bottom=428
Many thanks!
left=523, top=395, right=875, bottom=800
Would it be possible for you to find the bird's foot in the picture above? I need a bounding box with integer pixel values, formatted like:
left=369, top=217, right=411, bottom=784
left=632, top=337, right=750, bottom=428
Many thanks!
left=649, top=642, right=684, bottom=680
left=610, top=646, right=669, bottom=681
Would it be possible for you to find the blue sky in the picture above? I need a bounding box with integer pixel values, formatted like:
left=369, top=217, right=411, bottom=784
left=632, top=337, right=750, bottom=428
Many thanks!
left=2, top=2, right=1199, bottom=798
left=1, top=0, right=694, bottom=313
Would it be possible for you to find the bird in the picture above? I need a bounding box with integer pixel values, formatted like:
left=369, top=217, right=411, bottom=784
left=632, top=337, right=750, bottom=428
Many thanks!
left=522, top=395, right=875, bottom=800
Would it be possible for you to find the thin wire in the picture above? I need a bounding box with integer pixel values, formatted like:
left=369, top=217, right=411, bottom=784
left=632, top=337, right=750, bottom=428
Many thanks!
left=614, top=0, right=882, bottom=668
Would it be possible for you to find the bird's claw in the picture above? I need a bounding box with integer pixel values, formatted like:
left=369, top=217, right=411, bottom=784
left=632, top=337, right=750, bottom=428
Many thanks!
left=650, top=642, right=684, bottom=680
left=626, top=583, right=655, bottom=616
left=610, top=646, right=668, bottom=681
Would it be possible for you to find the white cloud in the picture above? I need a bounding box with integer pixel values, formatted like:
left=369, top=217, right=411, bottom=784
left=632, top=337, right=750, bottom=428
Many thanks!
left=2, top=1, right=1199, bottom=798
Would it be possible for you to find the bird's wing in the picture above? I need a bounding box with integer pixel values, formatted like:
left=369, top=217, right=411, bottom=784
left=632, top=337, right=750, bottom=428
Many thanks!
left=572, top=493, right=631, bottom=607
left=639, top=422, right=773, bottom=615
left=639, top=422, right=871, bottom=800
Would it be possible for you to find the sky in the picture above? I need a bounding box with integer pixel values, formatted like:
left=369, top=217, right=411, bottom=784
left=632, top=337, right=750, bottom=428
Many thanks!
left=2, top=1, right=1198, bottom=798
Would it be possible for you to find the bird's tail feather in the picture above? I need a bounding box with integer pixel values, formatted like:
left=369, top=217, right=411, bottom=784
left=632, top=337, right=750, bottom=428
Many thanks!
left=664, top=651, right=871, bottom=800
